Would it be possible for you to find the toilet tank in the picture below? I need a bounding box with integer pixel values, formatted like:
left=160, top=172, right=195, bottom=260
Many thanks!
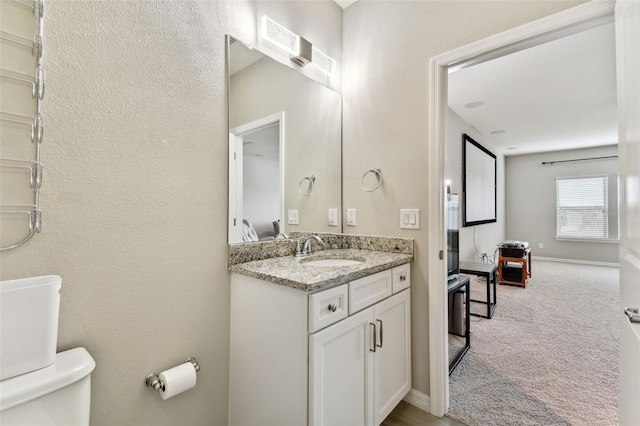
left=0, top=275, right=61, bottom=380
left=0, top=347, right=96, bottom=426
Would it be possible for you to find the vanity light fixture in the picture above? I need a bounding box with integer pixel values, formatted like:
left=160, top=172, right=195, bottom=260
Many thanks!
left=311, top=46, right=336, bottom=75
left=292, top=36, right=313, bottom=66
left=261, top=15, right=299, bottom=56
left=261, top=15, right=335, bottom=75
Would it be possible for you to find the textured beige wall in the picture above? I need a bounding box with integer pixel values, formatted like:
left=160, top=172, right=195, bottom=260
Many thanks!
left=505, top=145, right=619, bottom=263
left=0, top=1, right=341, bottom=425
left=342, top=0, right=588, bottom=397
left=446, top=108, right=506, bottom=263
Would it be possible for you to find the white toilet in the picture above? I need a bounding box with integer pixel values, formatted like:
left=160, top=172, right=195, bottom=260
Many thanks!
left=0, top=276, right=96, bottom=425
left=0, top=347, right=96, bottom=425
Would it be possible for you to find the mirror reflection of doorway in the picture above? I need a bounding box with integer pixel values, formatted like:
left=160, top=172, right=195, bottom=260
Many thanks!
left=229, top=112, right=284, bottom=244
left=242, top=123, right=280, bottom=241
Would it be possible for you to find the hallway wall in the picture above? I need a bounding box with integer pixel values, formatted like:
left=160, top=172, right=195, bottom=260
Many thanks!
left=342, top=0, right=588, bottom=397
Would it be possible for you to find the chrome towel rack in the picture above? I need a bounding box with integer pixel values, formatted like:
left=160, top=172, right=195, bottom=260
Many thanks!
left=298, top=175, right=316, bottom=196
left=362, top=168, right=383, bottom=192
left=0, top=0, right=46, bottom=251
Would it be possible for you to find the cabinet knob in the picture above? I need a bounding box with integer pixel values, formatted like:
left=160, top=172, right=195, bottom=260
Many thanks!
left=328, top=303, right=337, bottom=312
left=400, top=274, right=406, bottom=282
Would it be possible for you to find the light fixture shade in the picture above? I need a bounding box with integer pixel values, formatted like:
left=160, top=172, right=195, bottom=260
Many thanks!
left=312, top=46, right=336, bottom=75
left=261, top=16, right=300, bottom=56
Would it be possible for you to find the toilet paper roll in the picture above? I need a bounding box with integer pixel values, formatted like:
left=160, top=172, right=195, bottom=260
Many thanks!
left=159, top=362, right=197, bottom=400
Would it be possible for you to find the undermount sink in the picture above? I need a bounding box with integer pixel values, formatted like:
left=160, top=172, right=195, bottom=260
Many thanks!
left=301, top=258, right=364, bottom=267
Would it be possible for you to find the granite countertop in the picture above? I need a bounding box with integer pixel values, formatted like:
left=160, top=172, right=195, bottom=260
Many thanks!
left=230, top=248, right=412, bottom=292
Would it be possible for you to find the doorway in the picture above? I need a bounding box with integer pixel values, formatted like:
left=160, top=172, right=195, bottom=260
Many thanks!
left=229, top=112, right=285, bottom=243
left=427, top=1, right=617, bottom=417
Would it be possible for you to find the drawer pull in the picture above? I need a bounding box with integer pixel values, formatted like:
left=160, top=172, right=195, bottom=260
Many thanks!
left=328, top=303, right=337, bottom=312
left=399, top=274, right=406, bottom=282
left=370, top=323, right=377, bottom=352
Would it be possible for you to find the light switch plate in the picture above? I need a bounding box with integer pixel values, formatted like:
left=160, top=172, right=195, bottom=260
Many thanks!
left=328, top=208, right=338, bottom=226
left=400, top=209, right=420, bottom=229
left=347, top=209, right=356, bottom=226
left=288, top=210, right=299, bottom=225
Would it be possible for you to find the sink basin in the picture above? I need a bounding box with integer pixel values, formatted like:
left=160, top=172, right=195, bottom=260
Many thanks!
left=302, top=258, right=363, bottom=267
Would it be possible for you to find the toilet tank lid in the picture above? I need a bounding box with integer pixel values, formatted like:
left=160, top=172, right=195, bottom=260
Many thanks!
left=0, top=347, right=96, bottom=412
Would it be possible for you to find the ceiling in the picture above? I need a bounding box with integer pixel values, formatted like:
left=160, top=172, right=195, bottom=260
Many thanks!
left=333, top=0, right=358, bottom=9
left=448, top=21, right=617, bottom=156
left=242, top=123, right=279, bottom=162
left=229, top=38, right=263, bottom=76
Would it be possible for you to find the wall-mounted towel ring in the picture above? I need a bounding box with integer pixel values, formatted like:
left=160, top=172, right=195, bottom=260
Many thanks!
left=362, top=168, right=383, bottom=192
left=298, top=175, right=315, bottom=196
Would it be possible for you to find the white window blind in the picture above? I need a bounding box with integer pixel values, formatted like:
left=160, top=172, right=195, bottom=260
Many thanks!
left=556, top=176, right=608, bottom=239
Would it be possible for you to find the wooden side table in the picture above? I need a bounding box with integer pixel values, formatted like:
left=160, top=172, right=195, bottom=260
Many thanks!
left=498, top=248, right=532, bottom=288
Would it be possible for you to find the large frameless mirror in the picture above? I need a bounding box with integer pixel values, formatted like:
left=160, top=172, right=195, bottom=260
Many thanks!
left=227, top=36, right=342, bottom=244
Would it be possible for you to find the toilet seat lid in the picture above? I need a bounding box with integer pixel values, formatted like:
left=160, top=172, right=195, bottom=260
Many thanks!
left=0, top=347, right=95, bottom=412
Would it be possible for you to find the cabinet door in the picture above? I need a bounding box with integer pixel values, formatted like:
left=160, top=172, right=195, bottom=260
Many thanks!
left=309, top=308, right=375, bottom=426
left=373, top=289, right=412, bottom=425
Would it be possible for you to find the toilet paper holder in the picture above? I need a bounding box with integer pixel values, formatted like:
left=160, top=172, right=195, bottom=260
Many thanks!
left=144, top=357, right=200, bottom=392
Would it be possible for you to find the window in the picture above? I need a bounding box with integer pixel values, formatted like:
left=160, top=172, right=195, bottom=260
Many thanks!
left=556, top=176, right=608, bottom=239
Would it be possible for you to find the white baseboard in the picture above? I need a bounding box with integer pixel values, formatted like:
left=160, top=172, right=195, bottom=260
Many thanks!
left=402, top=388, right=430, bottom=413
left=533, top=256, right=619, bottom=268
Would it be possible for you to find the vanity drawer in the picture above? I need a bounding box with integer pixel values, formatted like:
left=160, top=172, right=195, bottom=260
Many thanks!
left=349, top=270, right=392, bottom=314
left=392, top=263, right=411, bottom=293
left=309, top=284, right=349, bottom=333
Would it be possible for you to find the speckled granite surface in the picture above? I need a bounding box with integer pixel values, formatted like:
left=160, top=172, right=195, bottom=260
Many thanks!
left=228, top=232, right=413, bottom=266
left=229, top=248, right=412, bottom=292
left=228, top=233, right=414, bottom=292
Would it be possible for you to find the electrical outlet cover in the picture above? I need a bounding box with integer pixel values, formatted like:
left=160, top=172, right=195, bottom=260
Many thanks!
left=288, top=210, right=299, bottom=225
left=328, top=208, right=338, bottom=226
left=347, top=209, right=356, bottom=226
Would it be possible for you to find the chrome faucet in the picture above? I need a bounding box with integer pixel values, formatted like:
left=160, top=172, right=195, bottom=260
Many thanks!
left=295, top=235, right=326, bottom=257
left=274, top=233, right=289, bottom=240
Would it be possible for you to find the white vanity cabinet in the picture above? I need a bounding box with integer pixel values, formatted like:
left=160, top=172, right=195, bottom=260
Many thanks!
left=309, top=287, right=411, bottom=426
left=229, top=263, right=411, bottom=426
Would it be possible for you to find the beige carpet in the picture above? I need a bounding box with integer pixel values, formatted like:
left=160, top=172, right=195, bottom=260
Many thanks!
left=447, top=260, right=619, bottom=426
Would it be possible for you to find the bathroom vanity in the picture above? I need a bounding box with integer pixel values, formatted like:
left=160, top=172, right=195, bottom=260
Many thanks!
left=229, top=244, right=412, bottom=426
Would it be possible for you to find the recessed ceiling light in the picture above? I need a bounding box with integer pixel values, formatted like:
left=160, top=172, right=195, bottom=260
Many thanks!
left=491, top=130, right=506, bottom=135
left=506, top=147, right=518, bottom=150
left=464, top=101, right=484, bottom=108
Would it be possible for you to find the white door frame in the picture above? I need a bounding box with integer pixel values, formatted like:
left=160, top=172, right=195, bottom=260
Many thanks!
left=427, top=1, right=616, bottom=416
left=229, top=132, right=244, bottom=243
left=229, top=112, right=286, bottom=243
left=615, top=0, right=640, bottom=423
